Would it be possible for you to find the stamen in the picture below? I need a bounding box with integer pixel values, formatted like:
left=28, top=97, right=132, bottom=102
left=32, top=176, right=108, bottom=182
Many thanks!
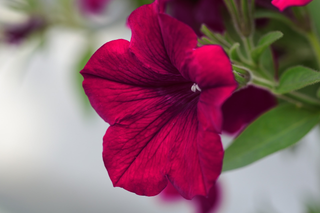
left=191, top=83, right=201, bottom=92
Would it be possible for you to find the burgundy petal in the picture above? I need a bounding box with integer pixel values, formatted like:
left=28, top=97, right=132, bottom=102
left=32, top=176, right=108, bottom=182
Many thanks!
left=158, top=13, right=198, bottom=71
left=271, top=0, right=312, bottom=11
left=168, top=0, right=225, bottom=35
left=222, top=85, right=277, bottom=134
left=127, top=2, right=178, bottom=74
left=181, top=45, right=236, bottom=90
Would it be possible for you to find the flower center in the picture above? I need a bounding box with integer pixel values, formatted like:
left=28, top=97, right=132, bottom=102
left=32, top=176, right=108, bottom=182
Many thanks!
left=191, top=83, right=201, bottom=93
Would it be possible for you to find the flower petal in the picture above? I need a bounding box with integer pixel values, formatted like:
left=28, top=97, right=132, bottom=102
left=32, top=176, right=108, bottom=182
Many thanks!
left=102, top=90, right=224, bottom=199
left=81, top=39, right=188, bottom=125
left=168, top=0, right=225, bottom=35
left=127, top=2, right=178, bottom=74
left=198, top=87, right=236, bottom=133
left=158, top=13, right=198, bottom=71
left=222, top=86, right=277, bottom=134
left=181, top=45, right=237, bottom=133
left=271, top=0, right=312, bottom=11
left=194, top=182, right=221, bottom=213
left=181, top=45, right=236, bottom=90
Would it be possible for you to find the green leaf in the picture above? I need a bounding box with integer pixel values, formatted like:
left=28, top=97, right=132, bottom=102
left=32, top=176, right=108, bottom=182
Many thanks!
left=254, top=10, right=295, bottom=27
left=306, top=203, right=320, bottom=213
left=276, top=66, right=320, bottom=94
left=200, top=25, right=231, bottom=49
left=233, top=71, right=249, bottom=87
left=223, top=104, right=320, bottom=172
left=251, top=31, right=283, bottom=61
left=198, top=37, right=216, bottom=45
left=259, top=47, right=275, bottom=80
left=229, top=43, right=240, bottom=61
left=317, top=86, right=320, bottom=98
left=308, top=0, right=320, bottom=35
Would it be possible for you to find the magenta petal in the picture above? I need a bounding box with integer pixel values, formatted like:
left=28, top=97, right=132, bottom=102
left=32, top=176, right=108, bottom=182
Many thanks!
left=222, top=86, right=277, bottom=134
left=168, top=0, right=225, bottom=35
left=195, top=0, right=225, bottom=33
left=127, top=3, right=178, bottom=74
left=198, top=88, right=236, bottom=133
left=181, top=45, right=236, bottom=90
left=271, top=0, right=312, bottom=11
left=181, top=45, right=237, bottom=133
left=158, top=13, right=197, bottom=70
left=166, top=122, right=223, bottom=199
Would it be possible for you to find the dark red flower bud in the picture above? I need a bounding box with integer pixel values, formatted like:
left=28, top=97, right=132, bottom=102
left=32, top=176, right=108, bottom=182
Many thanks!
left=4, top=17, right=45, bottom=44
left=78, top=0, right=111, bottom=14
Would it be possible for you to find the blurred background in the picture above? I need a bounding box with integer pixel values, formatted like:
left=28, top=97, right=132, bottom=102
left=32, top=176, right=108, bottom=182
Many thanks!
left=0, top=0, right=320, bottom=212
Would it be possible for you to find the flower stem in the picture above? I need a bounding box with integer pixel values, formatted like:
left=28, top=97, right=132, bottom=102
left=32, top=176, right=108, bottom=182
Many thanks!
left=306, top=31, right=320, bottom=69
left=289, top=91, right=320, bottom=106
left=241, top=36, right=253, bottom=61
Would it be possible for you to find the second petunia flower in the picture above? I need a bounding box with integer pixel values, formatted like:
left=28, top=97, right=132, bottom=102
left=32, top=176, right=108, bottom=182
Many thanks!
left=271, top=0, right=312, bottom=11
left=81, top=0, right=237, bottom=199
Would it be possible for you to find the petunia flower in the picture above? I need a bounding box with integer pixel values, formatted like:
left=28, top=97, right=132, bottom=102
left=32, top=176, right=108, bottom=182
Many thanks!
left=3, top=17, right=45, bottom=44
left=222, top=85, right=277, bottom=135
left=271, top=0, right=312, bottom=11
left=160, top=182, right=222, bottom=213
left=78, top=0, right=111, bottom=14
left=167, top=0, right=225, bottom=35
left=81, top=0, right=236, bottom=199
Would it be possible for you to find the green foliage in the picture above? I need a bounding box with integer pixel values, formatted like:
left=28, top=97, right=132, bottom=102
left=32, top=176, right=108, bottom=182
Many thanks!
left=233, top=70, right=250, bottom=88
left=251, top=31, right=283, bottom=61
left=307, top=0, right=320, bottom=35
left=306, top=203, right=320, bottom=213
left=223, top=104, right=320, bottom=172
left=135, top=0, right=153, bottom=7
left=200, top=25, right=231, bottom=49
left=276, top=66, right=320, bottom=94
left=5, top=0, right=48, bottom=13
left=259, top=47, right=276, bottom=80
left=317, top=87, right=320, bottom=98
left=229, top=43, right=240, bottom=61
left=255, top=10, right=295, bottom=28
